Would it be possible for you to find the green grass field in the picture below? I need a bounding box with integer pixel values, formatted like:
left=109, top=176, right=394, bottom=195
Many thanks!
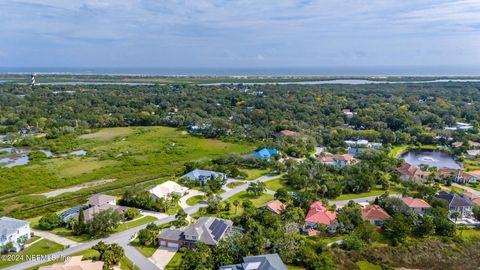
left=186, top=195, right=206, bottom=206
left=239, top=168, right=270, bottom=180
left=224, top=191, right=274, bottom=216
left=131, top=239, right=158, bottom=258
left=1, top=126, right=254, bottom=219
left=356, top=261, right=382, bottom=270
left=165, top=251, right=183, bottom=270
left=389, top=144, right=438, bottom=158
left=334, top=188, right=398, bottom=201
left=0, top=239, right=64, bottom=268
left=46, top=215, right=157, bottom=242
left=264, top=178, right=293, bottom=192
left=226, top=181, right=245, bottom=189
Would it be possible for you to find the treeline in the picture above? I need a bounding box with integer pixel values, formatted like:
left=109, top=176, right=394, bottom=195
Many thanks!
left=1, top=82, right=479, bottom=151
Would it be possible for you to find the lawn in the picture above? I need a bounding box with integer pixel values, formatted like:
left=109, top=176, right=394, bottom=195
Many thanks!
left=1, top=126, right=254, bottom=219
left=239, top=168, right=270, bottom=180
left=226, top=181, right=245, bottom=189
left=287, top=265, right=306, bottom=270
left=464, top=159, right=480, bottom=171
left=165, top=251, right=183, bottom=270
left=389, top=144, right=438, bottom=158
left=48, top=215, right=157, bottom=242
left=0, top=239, right=64, bottom=268
left=131, top=239, right=158, bottom=258
left=224, top=191, right=275, bottom=216
left=186, top=195, right=206, bottom=206
left=334, top=188, right=398, bottom=201
left=264, top=178, right=293, bottom=192
left=356, top=261, right=382, bottom=270
left=113, top=216, right=158, bottom=233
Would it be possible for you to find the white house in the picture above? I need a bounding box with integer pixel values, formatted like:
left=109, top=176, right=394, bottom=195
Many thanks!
left=0, top=217, right=31, bottom=252
left=148, top=181, right=188, bottom=199
left=180, top=169, right=227, bottom=186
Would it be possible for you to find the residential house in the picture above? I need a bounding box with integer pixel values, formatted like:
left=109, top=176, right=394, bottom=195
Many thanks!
left=436, top=168, right=476, bottom=184
left=180, top=169, right=227, bottom=186
left=59, top=206, right=85, bottom=223
left=446, top=122, right=474, bottom=131
left=279, top=130, right=300, bottom=138
left=219, top=254, right=287, bottom=270
left=466, top=149, right=480, bottom=160
left=255, top=148, right=280, bottom=159
left=471, top=198, right=480, bottom=206
left=401, top=197, right=431, bottom=216
left=39, top=256, right=104, bottom=270
left=317, top=153, right=359, bottom=168
left=82, top=204, right=128, bottom=222
left=452, top=141, right=464, bottom=148
left=261, top=200, right=286, bottom=215
left=466, top=170, right=480, bottom=182
left=158, top=217, right=234, bottom=248
left=304, top=201, right=338, bottom=234
left=436, top=191, right=473, bottom=218
left=342, top=109, right=356, bottom=118
left=148, top=181, right=188, bottom=200
left=0, top=217, right=31, bottom=252
left=345, top=140, right=382, bottom=157
left=87, top=194, right=116, bottom=207
left=397, top=163, right=427, bottom=182
left=75, top=194, right=128, bottom=222
left=462, top=191, right=478, bottom=201
left=468, top=141, right=480, bottom=149
left=361, top=205, right=391, bottom=226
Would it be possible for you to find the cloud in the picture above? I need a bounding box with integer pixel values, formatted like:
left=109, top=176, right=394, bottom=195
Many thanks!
left=0, top=0, right=479, bottom=69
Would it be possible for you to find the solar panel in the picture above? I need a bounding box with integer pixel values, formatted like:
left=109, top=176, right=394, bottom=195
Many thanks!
left=209, top=219, right=221, bottom=231
left=213, top=222, right=228, bottom=240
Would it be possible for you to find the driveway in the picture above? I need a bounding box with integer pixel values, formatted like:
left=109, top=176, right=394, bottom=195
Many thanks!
left=149, top=247, right=177, bottom=270
left=140, top=210, right=170, bottom=220
left=179, top=189, right=205, bottom=209
left=32, top=229, right=78, bottom=247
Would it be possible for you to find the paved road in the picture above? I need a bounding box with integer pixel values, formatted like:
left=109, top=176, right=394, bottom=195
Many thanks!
left=32, top=229, right=78, bottom=247
left=452, top=183, right=480, bottom=196
left=6, top=174, right=283, bottom=270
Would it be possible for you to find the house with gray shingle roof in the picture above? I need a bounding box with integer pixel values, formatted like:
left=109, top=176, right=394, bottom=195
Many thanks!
left=219, top=254, right=288, bottom=270
left=180, top=169, right=227, bottom=186
left=0, top=217, right=31, bottom=252
left=436, top=191, right=474, bottom=218
left=158, top=216, right=234, bottom=248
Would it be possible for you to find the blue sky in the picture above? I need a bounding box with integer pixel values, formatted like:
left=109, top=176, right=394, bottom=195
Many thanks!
left=1, top=0, right=480, bottom=69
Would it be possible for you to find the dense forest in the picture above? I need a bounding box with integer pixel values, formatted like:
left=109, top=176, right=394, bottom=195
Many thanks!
left=1, top=82, right=479, bottom=153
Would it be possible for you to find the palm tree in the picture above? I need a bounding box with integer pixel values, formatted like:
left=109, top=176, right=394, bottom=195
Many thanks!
left=451, top=211, right=461, bottom=223
left=233, top=200, right=239, bottom=215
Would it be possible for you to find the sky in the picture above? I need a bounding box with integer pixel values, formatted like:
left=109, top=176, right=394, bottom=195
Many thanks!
left=1, top=0, right=480, bottom=72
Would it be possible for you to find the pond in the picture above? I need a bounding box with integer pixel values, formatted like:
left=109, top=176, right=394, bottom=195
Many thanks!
left=401, top=150, right=462, bottom=170
left=0, top=148, right=86, bottom=168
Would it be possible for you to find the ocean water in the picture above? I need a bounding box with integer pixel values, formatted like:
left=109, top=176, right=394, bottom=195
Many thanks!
left=1, top=66, right=480, bottom=76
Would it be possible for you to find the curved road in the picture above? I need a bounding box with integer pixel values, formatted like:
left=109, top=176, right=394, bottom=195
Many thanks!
left=4, top=174, right=283, bottom=270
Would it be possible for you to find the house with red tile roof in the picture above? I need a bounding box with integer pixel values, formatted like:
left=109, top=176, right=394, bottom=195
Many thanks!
left=471, top=198, right=480, bottom=206
left=361, top=205, right=391, bottom=226
left=304, top=201, right=338, bottom=233
left=401, top=197, right=431, bottom=215
left=436, top=168, right=475, bottom=184
left=397, top=163, right=427, bottom=182
left=261, top=200, right=286, bottom=215
left=466, top=170, right=480, bottom=183
left=317, top=153, right=359, bottom=168
left=279, top=130, right=300, bottom=138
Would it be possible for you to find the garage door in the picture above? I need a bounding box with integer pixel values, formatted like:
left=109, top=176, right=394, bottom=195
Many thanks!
left=160, top=241, right=167, bottom=247
left=167, top=242, right=179, bottom=249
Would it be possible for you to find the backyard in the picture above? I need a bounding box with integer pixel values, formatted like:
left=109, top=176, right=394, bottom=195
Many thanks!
left=0, top=239, right=64, bottom=268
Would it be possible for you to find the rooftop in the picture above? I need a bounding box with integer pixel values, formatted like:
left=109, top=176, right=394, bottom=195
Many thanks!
left=401, top=197, right=431, bottom=208
left=436, top=191, right=474, bottom=208
left=87, top=194, right=116, bottom=206
left=219, top=254, right=287, bottom=270
left=39, top=256, right=104, bottom=270
left=261, top=200, right=286, bottom=215
left=0, top=217, right=29, bottom=236
left=361, top=204, right=391, bottom=221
